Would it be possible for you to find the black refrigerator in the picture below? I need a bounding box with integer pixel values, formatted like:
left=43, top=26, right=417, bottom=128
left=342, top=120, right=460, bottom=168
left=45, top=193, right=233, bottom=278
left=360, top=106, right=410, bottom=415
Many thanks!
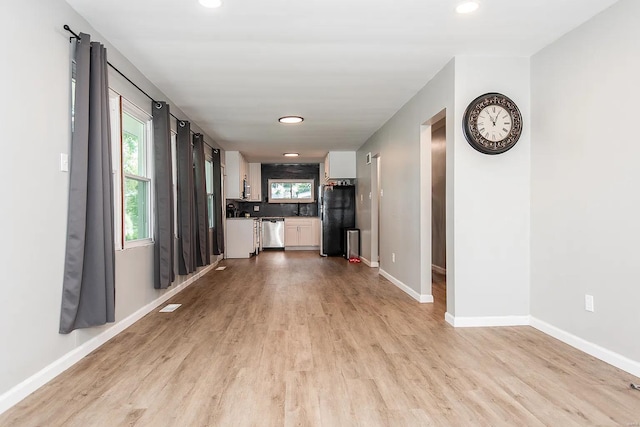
left=319, top=185, right=355, bottom=257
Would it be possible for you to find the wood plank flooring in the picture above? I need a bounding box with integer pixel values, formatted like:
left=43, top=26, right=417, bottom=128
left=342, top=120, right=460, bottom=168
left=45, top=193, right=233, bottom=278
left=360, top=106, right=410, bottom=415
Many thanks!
left=1, top=251, right=639, bottom=426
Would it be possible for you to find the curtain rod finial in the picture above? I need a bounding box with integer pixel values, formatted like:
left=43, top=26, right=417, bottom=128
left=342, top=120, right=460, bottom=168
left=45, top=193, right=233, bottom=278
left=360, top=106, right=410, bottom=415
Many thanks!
left=63, top=24, right=81, bottom=40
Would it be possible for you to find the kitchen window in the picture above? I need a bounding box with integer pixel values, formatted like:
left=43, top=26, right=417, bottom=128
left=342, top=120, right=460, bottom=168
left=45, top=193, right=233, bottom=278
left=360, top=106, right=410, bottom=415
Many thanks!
left=268, top=179, right=315, bottom=203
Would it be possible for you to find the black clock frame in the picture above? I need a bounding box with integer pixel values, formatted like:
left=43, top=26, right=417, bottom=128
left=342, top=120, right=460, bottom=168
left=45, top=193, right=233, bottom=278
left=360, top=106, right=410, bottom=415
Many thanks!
left=462, top=92, right=523, bottom=155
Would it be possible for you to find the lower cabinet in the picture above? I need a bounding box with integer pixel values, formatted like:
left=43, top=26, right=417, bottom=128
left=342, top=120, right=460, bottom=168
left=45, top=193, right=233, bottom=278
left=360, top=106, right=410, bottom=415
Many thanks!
left=284, top=217, right=320, bottom=247
left=226, top=218, right=258, bottom=258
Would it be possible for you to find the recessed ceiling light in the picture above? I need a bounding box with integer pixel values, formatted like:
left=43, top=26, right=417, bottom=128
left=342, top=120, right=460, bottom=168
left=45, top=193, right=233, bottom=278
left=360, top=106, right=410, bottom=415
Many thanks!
left=199, top=0, right=222, bottom=8
left=456, top=1, right=479, bottom=14
left=279, top=116, right=304, bottom=124
left=283, top=153, right=299, bottom=157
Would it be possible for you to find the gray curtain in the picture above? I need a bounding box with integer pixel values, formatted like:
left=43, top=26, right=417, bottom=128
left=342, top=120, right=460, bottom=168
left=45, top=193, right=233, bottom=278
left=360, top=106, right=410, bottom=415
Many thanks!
left=212, top=148, right=224, bottom=255
left=193, top=134, right=210, bottom=266
left=177, top=121, right=195, bottom=275
left=60, top=33, right=115, bottom=334
left=152, top=101, right=175, bottom=288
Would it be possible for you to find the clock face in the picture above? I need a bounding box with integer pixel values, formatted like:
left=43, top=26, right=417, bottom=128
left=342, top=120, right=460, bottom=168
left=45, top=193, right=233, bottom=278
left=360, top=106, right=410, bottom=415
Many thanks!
left=463, top=93, right=523, bottom=155
left=477, top=105, right=512, bottom=142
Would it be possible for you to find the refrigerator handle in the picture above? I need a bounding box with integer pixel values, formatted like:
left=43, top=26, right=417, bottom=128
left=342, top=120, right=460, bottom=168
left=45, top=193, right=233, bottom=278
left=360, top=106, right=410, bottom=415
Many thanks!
left=318, top=186, right=323, bottom=221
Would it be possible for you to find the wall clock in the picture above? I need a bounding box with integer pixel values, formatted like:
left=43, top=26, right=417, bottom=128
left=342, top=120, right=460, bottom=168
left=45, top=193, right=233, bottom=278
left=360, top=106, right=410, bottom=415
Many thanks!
left=462, top=92, right=523, bottom=155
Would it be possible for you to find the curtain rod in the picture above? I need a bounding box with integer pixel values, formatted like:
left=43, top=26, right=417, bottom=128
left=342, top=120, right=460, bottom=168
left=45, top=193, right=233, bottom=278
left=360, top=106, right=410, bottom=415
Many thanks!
left=63, top=24, right=213, bottom=142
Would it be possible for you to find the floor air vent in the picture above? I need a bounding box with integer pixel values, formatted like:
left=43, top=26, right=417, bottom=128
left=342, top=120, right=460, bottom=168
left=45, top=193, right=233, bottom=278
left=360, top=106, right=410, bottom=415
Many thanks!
left=159, top=304, right=182, bottom=313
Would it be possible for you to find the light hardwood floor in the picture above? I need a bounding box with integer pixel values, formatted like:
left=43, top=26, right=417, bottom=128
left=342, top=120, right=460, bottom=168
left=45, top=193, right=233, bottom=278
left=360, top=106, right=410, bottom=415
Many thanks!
left=1, top=251, right=639, bottom=426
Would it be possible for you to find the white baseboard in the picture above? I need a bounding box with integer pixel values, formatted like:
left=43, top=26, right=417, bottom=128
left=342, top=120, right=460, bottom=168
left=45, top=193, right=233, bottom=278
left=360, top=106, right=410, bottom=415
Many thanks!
left=379, top=268, right=433, bottom=303
left=360, top=257, right=379, bottom=268
left=0, top=261, right=219, bottom=416
left=530, top=317, right=640, bottom=378
left=445, top=312, right=530, bottom=327
left=431, top=264, right=446, bottom=275
left=443, top=313, right=640, bottom=378
left=445, top=312, right=455, bottom=326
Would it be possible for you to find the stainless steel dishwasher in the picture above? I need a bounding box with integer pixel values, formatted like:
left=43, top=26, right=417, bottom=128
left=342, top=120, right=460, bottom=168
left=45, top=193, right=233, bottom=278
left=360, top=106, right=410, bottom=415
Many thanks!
left=261, top=218, right=285, bottom=249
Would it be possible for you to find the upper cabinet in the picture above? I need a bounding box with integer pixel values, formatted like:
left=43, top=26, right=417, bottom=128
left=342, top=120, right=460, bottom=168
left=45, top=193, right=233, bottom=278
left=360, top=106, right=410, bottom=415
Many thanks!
left=324, top=151, right=356, bottom=181
left=225, top=151, right=248, bottom=200
left=248, top=163, right=262, bottom=202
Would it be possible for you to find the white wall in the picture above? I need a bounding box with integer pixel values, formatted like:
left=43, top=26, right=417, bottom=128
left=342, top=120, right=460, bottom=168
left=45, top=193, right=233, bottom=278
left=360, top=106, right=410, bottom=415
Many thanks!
left=0, top=0, right=219, bottom=403
left=356, top=56, right=531, bottom=320
left=356, top=59, right=456, bottom=304
left=531, top=0, right=640, bottom=362
left=452, top=57, right=531, bottom=319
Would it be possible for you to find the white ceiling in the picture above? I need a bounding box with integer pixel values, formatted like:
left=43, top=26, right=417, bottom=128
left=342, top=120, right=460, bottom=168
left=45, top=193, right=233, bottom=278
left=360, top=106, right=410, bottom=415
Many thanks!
left=66, top=0, right=618, bottom=163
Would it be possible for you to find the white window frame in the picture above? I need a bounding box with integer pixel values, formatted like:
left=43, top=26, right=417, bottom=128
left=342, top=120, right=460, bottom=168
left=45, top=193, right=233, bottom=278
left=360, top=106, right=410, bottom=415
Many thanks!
left=267, top=179, right=315, bottom=203
left=120, top=98, right=154, bottom=248
left=205, top=157, right=214, bottom=229
left=108, top=89, right=123, bottom=250
left=120, top=97, right=155, bottom=249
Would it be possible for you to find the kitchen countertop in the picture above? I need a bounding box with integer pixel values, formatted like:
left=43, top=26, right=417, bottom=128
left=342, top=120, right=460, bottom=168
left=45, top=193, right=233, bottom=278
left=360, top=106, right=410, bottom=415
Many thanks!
left=227, top=216, right=319, bottom=220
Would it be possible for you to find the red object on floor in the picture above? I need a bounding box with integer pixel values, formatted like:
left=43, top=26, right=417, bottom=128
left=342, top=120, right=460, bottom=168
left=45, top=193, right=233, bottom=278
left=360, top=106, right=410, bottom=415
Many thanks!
left=348, top=257, right=361, bottom=263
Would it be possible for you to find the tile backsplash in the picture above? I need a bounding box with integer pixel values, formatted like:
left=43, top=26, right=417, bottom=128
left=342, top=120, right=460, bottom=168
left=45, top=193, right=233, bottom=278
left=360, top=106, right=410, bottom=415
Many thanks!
left=228, top=163, right=320, bottom=217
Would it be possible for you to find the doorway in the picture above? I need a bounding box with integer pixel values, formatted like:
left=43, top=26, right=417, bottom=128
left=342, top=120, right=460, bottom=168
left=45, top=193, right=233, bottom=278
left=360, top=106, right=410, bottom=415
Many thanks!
left=419, top=109, right=447, bottom=307
left=430, top=118, right=447, bottom=308
left=370, top=154, right=381, bottom=267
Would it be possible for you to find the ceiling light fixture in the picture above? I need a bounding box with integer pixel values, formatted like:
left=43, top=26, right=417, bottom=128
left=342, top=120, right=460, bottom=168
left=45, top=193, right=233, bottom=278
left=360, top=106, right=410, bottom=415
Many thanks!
left=456, top=1, right=479, bottom=14
left=199, top=0, right=222, bottom=8
left=283, top=153, right=299, bottom=157
left=278, top=116, right=304, bottom=124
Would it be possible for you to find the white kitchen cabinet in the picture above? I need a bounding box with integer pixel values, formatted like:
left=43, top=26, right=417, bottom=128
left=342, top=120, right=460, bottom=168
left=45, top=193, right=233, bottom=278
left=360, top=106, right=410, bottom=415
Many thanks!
left=225, top=151, right=249, bottom=200
left=311, top=217, right=320, bottom=246
left=324, top=151, right=356, bottom=181
left=248, top=163, right=262, bottom=201
left=285, top=217, right=320, bottom=247
left=284, top=223, right=299, bottom=246
left=225, top=218, right=258, bottom=258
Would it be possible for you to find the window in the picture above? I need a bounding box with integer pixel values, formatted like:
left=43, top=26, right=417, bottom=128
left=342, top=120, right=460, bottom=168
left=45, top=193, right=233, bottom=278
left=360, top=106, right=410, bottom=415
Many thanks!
left=268, top=179, right=315, bottom=203
left=121, top=101, right=152, bottom=244
left=107, top=92, right=153, bottom=249
left=108, top=90, right=123, bottom=249
left=70, top=59, right=76, bottom=132
left=206, top=159, right=214, bottom=228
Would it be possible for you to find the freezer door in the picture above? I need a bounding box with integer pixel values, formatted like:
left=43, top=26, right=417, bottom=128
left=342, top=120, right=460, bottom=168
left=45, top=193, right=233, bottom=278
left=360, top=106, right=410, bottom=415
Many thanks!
left=319, top=186, right=325, bottom=256
left=321, top=186, right=355, bottom=256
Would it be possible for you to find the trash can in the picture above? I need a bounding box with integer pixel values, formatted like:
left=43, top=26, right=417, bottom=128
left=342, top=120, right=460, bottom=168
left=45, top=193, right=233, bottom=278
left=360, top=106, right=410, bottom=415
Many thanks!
left=344, top=228, right=360, bottom=260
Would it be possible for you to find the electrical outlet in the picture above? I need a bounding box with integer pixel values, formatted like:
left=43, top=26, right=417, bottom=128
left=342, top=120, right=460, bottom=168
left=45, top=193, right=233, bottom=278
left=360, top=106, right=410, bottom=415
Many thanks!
left=253, top=206, right=259, bottom=212
left=60, top=153, right=69, bottom=172
left=585, top=294, right=594, bottom=312
left=392, top=253, right=395, bottom=263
